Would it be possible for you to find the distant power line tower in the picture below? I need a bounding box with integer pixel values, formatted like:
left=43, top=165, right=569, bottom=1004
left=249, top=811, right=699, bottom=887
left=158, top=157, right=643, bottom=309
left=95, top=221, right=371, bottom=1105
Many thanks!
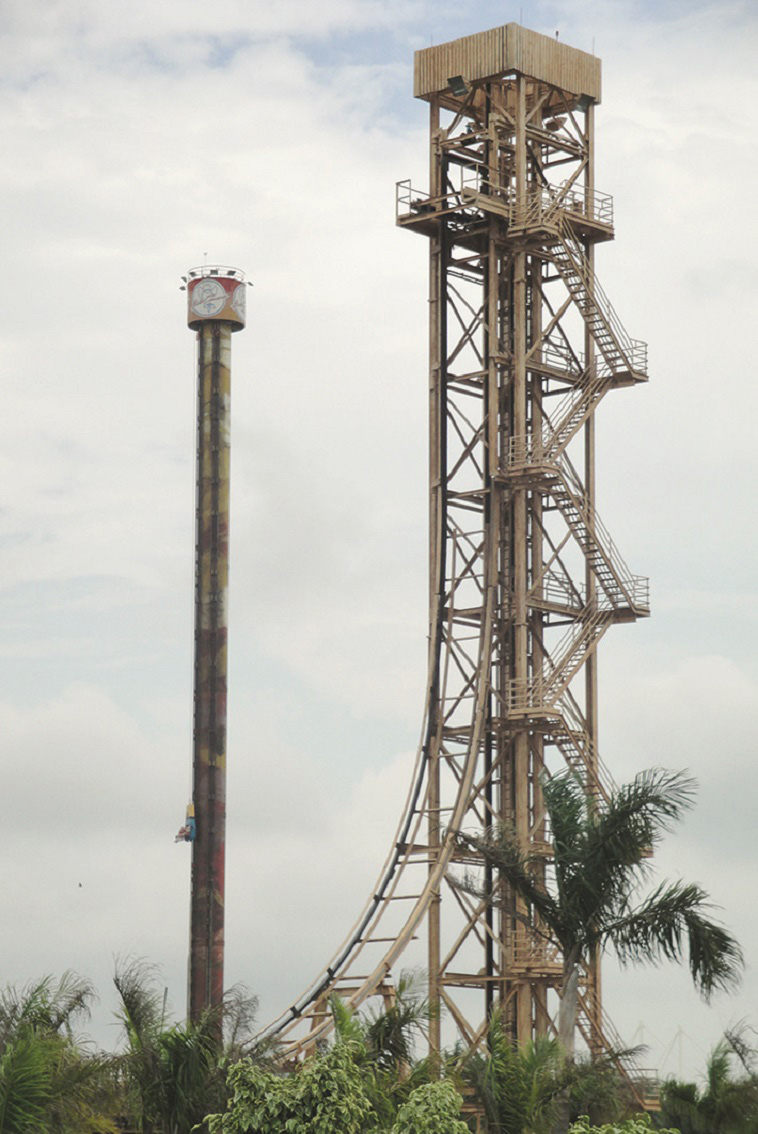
left=184, top=266, right=248, bottom=1023
left=261, top=23, right=648, bottom=1062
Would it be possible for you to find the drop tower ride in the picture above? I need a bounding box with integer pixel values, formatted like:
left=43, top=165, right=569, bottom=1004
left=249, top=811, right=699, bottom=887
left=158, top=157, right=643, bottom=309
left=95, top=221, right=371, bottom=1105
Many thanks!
left=185, top=266, right=247, bottom=1022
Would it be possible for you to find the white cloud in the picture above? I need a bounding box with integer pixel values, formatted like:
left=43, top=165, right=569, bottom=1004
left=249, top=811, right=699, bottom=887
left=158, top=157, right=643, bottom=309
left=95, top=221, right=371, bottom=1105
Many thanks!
left=0, top=0, right=756, bottom=1083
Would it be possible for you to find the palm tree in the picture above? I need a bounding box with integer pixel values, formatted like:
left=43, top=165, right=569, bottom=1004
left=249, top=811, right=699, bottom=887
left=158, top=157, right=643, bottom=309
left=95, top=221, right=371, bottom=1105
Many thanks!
left=659, top=1030, right=758, bottom=1134
left=462, top=1012, right=635, bottom=1134
left=0, top=973, right=116, bottom=1133
left=114, top=958, right=258, bottom=1134
left=327, top=974, right=437, bottom=1129
left=454, top=769, right=742, bottom=1059
left=463, top=1015, right=563, bottom=1134
left=361, top=973, right=432, bottom=1078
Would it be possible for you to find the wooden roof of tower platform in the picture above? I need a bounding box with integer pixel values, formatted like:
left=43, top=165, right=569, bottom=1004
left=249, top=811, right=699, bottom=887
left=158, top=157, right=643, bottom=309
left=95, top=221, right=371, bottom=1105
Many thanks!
left=414, top=22, right=601, bottom=102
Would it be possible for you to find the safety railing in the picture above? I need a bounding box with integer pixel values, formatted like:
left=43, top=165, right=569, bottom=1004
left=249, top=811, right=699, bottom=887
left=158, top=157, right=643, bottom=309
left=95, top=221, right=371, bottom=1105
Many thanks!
left=506, top=445, right=650, bottom=614
left=510, top=932, right=563, bottom=970
left=526, top=340, right=583, bottom=377
left=534, top=569, right=585, bottom=610
left=505, top=181, right=613, bottom=230
left=508, top=600, right=612, bottom=712
left=395, top=179, right=483, bottom=226
left=400, top=173, right=614, bottom=235
left=550, top=210, right=648, bottom=375
left=507, top=370, right=610, bottom=468
left=556, top=687, right=616, bottom=795
left=558, top=455, right=650, bottom=611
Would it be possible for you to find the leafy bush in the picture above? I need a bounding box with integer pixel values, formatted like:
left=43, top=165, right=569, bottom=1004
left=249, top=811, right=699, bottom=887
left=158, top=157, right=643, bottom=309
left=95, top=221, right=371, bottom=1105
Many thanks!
left=569, top=1114, right=678, bottom=1134
left=205, top=1044, right=374, bottom=1134
left=389, top=1081, right=469, bottom=1134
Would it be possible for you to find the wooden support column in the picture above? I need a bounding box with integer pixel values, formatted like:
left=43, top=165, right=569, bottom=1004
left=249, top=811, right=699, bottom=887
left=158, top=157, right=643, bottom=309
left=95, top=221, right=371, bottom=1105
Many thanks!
left=583, top=100, right=603, bottom=1054
left=512, top=73, right=532, bottom=1045
left=427, top=95, right=443, bottom=1063
left=485, top=80, right=502, bottom=1022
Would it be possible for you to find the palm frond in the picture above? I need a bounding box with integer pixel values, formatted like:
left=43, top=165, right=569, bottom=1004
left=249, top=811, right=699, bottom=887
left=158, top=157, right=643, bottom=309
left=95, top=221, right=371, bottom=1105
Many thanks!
left=0, top=1030, right=53, bottom=1134
left=462, top=1016, right=563, bottom=1134
left=599, top=769, right=692, bottom=867
left=581, top=771, right=697, bottom=917
left=113, top=958, right=164, bottom=1049
left=724, top=1019, right=758, bottom=1075
left=329, top=995, right=366, bottom=1052
left=45, top=971, right=96, bottom=1036
left=0, top=975, right=94, bottom=1042
left=542, top=773, right=587, bottom=864
left=363, top=973, right=430, bottom=1072
left=453, top=827, right=564, bottom=945
left=221, top=984, right=259, bottom=1056
left=605, top=880, right=743, bottom=997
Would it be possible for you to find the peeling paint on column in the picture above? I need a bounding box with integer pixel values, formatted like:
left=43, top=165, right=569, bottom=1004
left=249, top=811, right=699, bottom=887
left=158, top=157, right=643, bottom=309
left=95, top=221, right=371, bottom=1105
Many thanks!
left=184, top=266, right=246, bottom=1024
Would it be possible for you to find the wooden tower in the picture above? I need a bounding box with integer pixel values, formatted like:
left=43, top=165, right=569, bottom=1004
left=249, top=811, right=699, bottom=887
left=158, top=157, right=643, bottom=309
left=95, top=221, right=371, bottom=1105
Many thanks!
left=260, top=23, right=648, bottom=1064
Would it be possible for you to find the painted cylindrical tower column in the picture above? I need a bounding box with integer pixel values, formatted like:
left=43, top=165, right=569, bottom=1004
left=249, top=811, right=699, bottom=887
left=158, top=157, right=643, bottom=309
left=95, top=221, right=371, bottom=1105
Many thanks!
left=185, top=267, right=246, bottom=1023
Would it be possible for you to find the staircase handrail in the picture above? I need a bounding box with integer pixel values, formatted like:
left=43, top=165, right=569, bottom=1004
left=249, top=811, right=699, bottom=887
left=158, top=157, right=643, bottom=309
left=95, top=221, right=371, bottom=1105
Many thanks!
left=505, top=443, right=649, bottom=612
left=535, top=568, right=585, bottom=610
left=598, top=1006, right=661, bottom=1104
left=509, top=600, right=610, bottom=712
left=557, top=452, right=650, bottom=610
left=508, top=368, right=608, bottom=467
left=543, top=601, right=608, bottom=694
left=556, top=687, right=617, bottom=794
left=552, top=212, right=648, bottom=372
left=500, top=181, right=647, bottom=376
left=409, top=175, right=646, bottom=381
left=529, top=179, right=614, bottom=228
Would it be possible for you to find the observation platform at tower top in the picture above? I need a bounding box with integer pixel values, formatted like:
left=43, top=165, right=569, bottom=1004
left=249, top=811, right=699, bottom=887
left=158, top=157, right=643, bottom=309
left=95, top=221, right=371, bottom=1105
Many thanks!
left=413, top=22, right=602, bottom=103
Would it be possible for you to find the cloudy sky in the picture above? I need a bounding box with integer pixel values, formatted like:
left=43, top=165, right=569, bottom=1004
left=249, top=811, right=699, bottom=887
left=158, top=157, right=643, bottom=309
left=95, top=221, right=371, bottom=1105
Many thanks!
left=1, top=0, right=757, bottom=1083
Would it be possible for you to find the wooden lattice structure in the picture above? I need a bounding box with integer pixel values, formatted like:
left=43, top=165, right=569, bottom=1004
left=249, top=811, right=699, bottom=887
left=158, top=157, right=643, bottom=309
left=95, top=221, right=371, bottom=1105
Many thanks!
left=258, top=23, right=649, bottom=1070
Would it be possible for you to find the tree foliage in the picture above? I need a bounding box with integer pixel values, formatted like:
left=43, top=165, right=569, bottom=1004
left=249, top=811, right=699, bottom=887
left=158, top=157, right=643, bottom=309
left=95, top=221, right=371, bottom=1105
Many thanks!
left=389, top=1080, right=469, bottom=1134
left=205, top=981, right=448, bottom=1134
left=328, top=975, right=437, bottom=1127
left=205, top=1043, right=374, bottom=1134
left=462, top=1013, right=635, bottom=1134
left=113, top=957, right=258, bottom=1134
left=464, top=1016, right=562, bottom=1134
left=0, top=973, right=116, bottom=1134
left=658, top=1027, right=758, bottom=1134
left=570, top=1115, right=677, bottom=1134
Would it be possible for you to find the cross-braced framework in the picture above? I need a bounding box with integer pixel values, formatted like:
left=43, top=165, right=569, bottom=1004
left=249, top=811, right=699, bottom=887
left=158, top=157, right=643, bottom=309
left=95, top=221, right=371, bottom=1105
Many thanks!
left=258, top=23, right=649, bottom=1075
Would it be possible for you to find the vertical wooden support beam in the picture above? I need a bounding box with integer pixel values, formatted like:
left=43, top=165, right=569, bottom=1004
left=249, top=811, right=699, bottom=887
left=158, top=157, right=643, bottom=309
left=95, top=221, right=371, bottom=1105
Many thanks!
left=485, top=80, right=501, bottom=1020
left=427, top=95, right=443, bottom=1063
left=582, top=101, right=603, bottom=1054
left=512, top=73, right=533, bottom=1044
left=584, top=100, right=599, bottom=757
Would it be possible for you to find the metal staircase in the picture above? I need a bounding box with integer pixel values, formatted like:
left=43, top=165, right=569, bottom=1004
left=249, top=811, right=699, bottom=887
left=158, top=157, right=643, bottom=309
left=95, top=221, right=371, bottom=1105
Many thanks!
left=547, top=454, right=649, bottom=616
left=552, top=236, right=646, bottom=379
left=506, top=446, right=649, bottom=619
left=510, top=600, right=613, bottom=714
left=541, top=202, right=647, bottom=382
left=504, top=182, right=648, bottom=382
left=548, top=687, right=615, bottom=799
left=509, top=367, right=614, bottom=468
